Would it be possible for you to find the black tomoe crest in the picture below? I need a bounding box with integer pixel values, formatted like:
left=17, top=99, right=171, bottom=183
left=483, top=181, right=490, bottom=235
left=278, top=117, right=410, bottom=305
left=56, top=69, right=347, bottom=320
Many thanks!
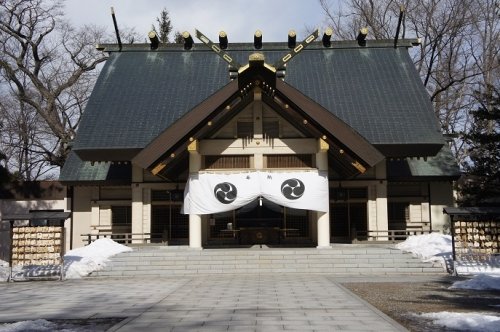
left=214, top=182, right=238, bottom=204
left=281, top=178, right=305, bottom=200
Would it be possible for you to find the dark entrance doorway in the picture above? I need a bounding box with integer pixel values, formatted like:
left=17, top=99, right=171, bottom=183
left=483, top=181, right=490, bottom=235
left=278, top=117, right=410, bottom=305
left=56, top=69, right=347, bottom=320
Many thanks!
left=330, top=202, right=368, bottom=243
left=151, top=205, right=189, bottom=244
left=236, top=198, right=282, bottom=245
left=208, top=199, right=311, bottom=246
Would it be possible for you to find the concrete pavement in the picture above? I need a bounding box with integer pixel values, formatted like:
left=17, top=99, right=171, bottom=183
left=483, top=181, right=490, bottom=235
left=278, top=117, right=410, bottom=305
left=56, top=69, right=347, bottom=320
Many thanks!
left=0, top=275, right=409, bottom=331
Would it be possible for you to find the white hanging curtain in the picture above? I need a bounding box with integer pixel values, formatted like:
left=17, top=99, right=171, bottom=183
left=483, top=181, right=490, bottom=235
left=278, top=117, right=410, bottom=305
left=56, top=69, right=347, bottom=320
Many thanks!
left=182, top=170, right=329, bottom=215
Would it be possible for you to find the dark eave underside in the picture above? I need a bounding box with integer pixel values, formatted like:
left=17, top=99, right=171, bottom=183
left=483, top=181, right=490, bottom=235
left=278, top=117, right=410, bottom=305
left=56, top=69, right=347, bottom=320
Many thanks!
left=75, top=148, right=142, bottom=161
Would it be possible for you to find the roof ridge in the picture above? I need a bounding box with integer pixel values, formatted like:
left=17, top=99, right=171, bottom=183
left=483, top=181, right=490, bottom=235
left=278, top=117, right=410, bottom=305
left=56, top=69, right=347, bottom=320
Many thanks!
left=97, top=39, right=420, bottom=53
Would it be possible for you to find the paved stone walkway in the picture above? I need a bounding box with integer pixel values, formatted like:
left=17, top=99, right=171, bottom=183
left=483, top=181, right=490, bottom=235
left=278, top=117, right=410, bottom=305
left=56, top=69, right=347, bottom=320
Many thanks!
left=0, top=275, right=408, bottom=331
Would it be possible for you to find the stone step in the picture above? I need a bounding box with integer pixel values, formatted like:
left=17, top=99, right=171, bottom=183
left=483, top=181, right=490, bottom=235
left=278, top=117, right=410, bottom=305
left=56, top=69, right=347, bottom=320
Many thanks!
left=90, top=245, right=445, bottom=277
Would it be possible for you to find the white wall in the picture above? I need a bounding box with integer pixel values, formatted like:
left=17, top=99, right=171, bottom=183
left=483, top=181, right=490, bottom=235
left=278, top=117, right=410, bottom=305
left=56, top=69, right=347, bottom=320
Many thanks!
left=430, top=181, right=455, bottom=232
left=71, top=186, right=94, bottom=249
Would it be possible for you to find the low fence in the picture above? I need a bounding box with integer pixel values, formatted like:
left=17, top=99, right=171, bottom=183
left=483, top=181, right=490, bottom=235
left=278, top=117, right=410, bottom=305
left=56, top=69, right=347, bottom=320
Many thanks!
left=353, top=228, right=430, bottom=243
left=82, top=233, right=166, bottom=245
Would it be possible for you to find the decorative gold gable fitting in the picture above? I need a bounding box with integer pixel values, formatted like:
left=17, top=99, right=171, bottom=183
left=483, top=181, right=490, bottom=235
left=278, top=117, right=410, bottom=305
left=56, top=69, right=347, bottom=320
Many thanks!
left=351, top=160, right=366, bottom=173
left=239, top=52, right=276, bottom=74
left=187, top=139, right=198, bottom=152
left=151, top=162, right=166, bottom=176
left=318, top=138, right=329, bottom=152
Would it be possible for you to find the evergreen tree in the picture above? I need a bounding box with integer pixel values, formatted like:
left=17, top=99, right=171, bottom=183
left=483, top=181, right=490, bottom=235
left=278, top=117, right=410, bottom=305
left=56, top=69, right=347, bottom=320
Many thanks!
left=459, top=86, right=500, bottom=206
left=152, top=8, right=173, bottom=43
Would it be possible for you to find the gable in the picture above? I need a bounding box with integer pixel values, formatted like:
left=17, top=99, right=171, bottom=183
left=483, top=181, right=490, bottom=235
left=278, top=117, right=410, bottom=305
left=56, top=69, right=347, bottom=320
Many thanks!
left=132, top=60, right=385, bottom=180
left=210, top=100, right=305, bottom=139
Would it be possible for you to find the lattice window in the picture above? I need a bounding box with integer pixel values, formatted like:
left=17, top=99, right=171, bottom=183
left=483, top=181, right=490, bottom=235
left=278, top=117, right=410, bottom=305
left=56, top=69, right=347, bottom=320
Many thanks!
left=111, top=206, right=131, bottom=233
left=151, top=190, right=183, bottom=202
left=151, top=205, right=188, bottom=241
left=209, top=212, right=234, bottom=239
left=263, top=120, right=279, bottom=138
left=388, top=202, right=410, bottom=230
left=205, top=155, right=250, bottom=169
left=330, top=202, right=367, bottom=240
left=284, top=208, right=309, bottom=237
left=237, top=121, right=253, bottom=138
left=265, top=154, right=313, bottom=168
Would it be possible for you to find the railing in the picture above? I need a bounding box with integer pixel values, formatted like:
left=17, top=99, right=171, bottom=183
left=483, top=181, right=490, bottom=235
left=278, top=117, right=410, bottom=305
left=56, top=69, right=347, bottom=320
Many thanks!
left=81, top=233, right=166, bottom=245
left=353, top=228, right=430, bottom=243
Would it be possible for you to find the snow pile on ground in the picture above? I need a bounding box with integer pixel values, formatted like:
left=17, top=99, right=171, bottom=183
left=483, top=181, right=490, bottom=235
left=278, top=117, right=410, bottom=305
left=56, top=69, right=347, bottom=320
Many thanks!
left=395, top=232, right=452, bottom=265
left=395, top=233, right=500, bottom=274
left=63, top=238, right=132, bottom=279
left=0, top=239, right=132, bottom=281
left=450, top=274, right=500, bottom=290
left=455, top=255, right=500, bottom=275
left=419, top=312, right=500, bottom=332
left=0, top=319, right=58, bottom=332
left=0, top=318, right=117, bottom=332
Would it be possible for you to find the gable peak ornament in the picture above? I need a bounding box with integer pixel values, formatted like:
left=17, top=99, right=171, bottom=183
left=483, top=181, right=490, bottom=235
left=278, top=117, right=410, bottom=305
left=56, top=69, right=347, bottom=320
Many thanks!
left=194, top=28, right=319, bottom=92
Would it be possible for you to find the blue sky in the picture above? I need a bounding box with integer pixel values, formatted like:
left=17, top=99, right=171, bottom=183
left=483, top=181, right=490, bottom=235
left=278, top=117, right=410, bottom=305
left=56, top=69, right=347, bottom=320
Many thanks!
left=64, top=0, right=329, bottom=42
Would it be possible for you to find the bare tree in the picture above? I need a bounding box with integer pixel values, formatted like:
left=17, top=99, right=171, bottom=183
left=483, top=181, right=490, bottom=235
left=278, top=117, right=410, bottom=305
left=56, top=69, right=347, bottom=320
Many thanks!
left=0, top=0, right=109, bottom=179
left=319, top=0, right=500, bottom=168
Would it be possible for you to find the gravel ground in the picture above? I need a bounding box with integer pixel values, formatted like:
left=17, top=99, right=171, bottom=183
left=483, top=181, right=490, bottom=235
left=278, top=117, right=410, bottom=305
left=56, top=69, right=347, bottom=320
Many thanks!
left=342, top=277, right=500, bottom=332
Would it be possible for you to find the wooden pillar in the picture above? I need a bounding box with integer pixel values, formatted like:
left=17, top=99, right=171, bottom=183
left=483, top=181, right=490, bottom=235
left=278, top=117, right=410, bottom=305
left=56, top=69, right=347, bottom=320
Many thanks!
left=188, top=140, right=203, bottom=249
left=131, top=165, right=144, bottom=243
left=375, top=162, right=388, bottom=240
left=316, top=138, right=331, bottom=248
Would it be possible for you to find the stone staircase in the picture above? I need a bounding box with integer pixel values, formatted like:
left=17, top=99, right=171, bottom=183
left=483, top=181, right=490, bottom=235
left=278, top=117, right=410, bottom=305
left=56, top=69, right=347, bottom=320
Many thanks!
left=90, top=244, right=446, bottom=277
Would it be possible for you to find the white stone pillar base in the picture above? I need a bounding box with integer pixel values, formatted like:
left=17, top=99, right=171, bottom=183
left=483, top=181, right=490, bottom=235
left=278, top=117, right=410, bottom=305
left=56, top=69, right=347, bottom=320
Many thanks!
left=189, top=214, right=202, bottom=249
left=316, top=211, right=331, bottom=248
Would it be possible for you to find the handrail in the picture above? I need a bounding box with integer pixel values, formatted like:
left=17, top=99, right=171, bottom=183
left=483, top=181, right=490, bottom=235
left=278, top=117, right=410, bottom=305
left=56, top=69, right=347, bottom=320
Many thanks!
left=353, top=228, right=431, bottom=243
left=81, top=232, right=165, bottom=245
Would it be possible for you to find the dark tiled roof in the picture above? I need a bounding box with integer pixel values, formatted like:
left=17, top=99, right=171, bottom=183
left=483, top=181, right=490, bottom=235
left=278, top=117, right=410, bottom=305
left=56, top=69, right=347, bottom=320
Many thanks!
left=72, top=42, right=443, bottom=154
left=63, top=41, right=453, bottom=182
left=443, top=207, right=500, bottom=219
left=72, top=50, right=229, bottom=151
left=387, top=146, right=461, bottom=180
left=285, top=47, right=444, bottom=146
left=59, top=152, right=131, bottom=185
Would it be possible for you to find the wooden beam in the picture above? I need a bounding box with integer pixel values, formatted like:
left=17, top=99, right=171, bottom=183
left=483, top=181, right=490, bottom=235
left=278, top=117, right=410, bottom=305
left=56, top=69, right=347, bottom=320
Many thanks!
left=151, top=162, right=166, bottom=176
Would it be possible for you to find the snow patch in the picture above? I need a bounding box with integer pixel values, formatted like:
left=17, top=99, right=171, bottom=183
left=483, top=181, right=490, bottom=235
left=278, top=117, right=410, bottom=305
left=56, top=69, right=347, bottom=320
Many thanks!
left=0, top=319, right=57, bottom=332
left=395, top=233, right=500, bottom=275
left=395, top=232, right=452, bottom=265
left=419, top=311, right=500, bottom=332
left=450, top=274, right=500, bottom=291
left=63, top=238, right=133, bottom=279
left=1, top=239, right=132, bottom=281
